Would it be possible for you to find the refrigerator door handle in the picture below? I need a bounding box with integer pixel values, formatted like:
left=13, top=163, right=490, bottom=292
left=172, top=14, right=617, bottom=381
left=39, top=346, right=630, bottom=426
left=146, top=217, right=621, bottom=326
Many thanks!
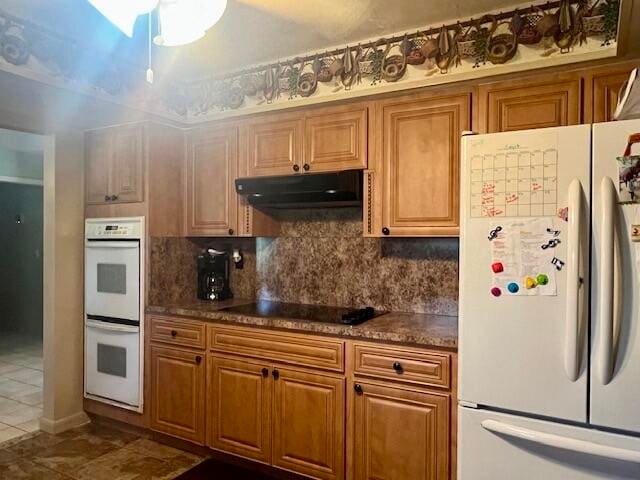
left=481, top=419, right=640, bottom=463
left=598, top=176, right=618, bottom=385
left=564, top=178, right=584, bottom=382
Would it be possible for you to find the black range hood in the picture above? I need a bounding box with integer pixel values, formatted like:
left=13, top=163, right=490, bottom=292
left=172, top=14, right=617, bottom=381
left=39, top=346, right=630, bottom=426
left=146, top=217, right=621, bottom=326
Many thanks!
left=235, top=170, right=362, bottom=208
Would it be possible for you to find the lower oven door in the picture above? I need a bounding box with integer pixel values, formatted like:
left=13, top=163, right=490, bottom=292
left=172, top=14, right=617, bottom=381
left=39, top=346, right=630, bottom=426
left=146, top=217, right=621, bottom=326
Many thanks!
left=85, top=319, right=140, bottom=408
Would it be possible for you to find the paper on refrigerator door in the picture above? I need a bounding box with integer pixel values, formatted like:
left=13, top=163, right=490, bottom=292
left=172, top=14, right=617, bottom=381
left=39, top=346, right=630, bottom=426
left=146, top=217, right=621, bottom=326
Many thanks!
left=468, top=131, right=559, bottom=218
left=490, top=218, right=557, bottom=296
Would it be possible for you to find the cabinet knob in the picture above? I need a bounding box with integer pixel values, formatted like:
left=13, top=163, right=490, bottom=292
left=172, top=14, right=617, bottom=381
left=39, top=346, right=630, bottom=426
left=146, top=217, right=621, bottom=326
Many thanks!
left=195, top=355, right=202, bottom=364
left=261, top=368, right=269, bottom=378
left=171, top=330, right=177, bottom=337
left=303, top=163, right=310, bottom=171
left=354, top=383, right=363, bottom=394
left=293, top=164, right=300, bottom=172
left=272, top=369, right=280, bottom=380
left=382, top=227, right=390, bottom=236
left=111, top=195, right=119, bottom=201
left=392, top=361, right=403, bottom=373
left=104, top=195, right=110, bottom=202
left=228, top=228, right=234, bottom=235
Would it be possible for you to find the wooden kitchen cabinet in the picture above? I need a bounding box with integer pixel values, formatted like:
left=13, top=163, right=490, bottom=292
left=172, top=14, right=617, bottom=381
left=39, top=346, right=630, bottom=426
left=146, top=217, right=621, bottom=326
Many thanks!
left=589, top=65, right=635, bottom=123
left=207, top=355, right=272, bottom=464
left=150, top=345, right=206, bottom=445
left=245, top=111, right=304, bottom=177
left=373, top=90, right=470, bottom=237
left=272, top=368, right=345, bottom=480
left=85, top=124, right=145, bottom=205
left=478, top=72, right=582, bottom=133
left=185, top=126, right=238, bottom=236
left=352, top=381, right=450, bottom=480
left=303, top=103, right=368, bottom=174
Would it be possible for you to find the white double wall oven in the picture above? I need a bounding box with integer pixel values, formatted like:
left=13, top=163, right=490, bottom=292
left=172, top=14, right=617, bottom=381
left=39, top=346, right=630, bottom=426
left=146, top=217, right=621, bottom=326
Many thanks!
left=84, top=217, right=144, bottom=411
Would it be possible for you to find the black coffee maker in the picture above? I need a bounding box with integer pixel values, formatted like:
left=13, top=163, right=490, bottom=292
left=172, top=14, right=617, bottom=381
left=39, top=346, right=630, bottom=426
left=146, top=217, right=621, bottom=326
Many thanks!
left=197, top=249, right=232, bottom=301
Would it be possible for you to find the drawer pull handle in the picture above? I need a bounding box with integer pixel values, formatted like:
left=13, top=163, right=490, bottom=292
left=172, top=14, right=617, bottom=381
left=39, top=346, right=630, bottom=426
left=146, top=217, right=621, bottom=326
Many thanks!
left=170, top=330, right=177, bottom=337
left=354, top=383, right=363, bottom=394
left=272, top=369, right=280, bottom=380
left=195, top=355, right=202, bottom=364
left=392, top=361, right=403, bottom=372
left=261, top=368, right=269, bottom=377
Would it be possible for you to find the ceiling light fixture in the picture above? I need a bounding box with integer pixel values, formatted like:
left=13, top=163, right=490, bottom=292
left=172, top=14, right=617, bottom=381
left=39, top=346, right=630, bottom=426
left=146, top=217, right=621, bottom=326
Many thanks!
left=88, top=0, right=226, bottom=46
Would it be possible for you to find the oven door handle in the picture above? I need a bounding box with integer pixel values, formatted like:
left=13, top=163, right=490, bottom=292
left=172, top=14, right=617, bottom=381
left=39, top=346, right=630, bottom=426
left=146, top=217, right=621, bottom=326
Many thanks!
left=85, top=241, right=139, bottom=249
left=86, top=319, right=139, bottom=334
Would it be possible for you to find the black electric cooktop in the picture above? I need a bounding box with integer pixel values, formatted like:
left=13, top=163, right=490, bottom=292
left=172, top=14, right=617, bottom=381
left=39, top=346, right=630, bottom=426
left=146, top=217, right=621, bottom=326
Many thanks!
left=220, top=300, right=384, bottom=326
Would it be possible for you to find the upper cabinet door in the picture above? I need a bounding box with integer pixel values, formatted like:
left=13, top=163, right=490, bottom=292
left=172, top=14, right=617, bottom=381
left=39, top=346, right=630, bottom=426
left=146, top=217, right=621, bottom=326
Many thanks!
left=379, top=92, right=470, bottom=237
left=591, top=70, right=633, bottom=123
left=85, top=129, right=112, bottom=205
left=478, top=73, right=582, bottom=133
left=110, top=124, right=145, bottom=203
left=246, top=112, right=303, bottom=177
left=186, top=127, right=238, bottom=236
left=304, top=104, right=368, bottom=173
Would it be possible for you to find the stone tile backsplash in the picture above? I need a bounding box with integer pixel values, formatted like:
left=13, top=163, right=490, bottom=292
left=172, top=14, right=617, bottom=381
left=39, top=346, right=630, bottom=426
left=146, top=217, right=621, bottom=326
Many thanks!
left=149, top=208, right=459, bottom=316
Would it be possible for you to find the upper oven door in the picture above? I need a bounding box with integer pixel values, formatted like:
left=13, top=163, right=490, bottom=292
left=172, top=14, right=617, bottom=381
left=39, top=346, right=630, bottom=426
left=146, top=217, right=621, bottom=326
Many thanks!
left=85, top=240, right=140, bottom=322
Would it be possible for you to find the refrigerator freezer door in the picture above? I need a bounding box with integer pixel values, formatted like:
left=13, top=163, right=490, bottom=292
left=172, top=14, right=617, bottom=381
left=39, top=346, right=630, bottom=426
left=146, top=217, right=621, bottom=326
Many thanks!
left=459, top=407, right=640, bottom=480
left=459, top=125, right=591, bottom=422
left=591, top=119, right=640, bottom=434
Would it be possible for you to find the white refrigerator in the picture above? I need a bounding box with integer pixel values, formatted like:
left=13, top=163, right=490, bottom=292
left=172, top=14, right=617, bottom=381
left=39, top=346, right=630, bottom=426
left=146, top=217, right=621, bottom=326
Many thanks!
left=459, top=120, right=640, bottom=479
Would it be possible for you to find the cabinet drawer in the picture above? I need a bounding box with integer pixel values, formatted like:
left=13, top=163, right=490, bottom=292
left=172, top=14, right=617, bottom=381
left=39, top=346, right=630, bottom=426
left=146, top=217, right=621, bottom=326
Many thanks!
left=149, top=316, right=206, bottom=349
left=353, top=343, right=450, bottom=388
left=208, top=326, right=344, bottom=372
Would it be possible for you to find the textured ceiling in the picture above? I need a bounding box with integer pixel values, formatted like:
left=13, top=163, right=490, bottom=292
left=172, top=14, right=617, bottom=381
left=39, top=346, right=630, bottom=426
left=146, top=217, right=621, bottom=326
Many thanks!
left=4, top=0, right=530, bottom=78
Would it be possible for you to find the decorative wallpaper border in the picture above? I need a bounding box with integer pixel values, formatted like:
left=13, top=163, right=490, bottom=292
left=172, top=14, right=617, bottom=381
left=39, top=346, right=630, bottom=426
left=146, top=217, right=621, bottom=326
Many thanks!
left=0, top=1, right=621, bottom=124
left=171, top=0, right=620, bottom=120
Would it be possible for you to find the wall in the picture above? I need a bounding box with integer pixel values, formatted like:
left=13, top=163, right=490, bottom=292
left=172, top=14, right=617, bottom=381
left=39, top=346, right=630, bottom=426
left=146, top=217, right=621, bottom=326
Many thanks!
left=0, top=148, right=43, bottom=180
left=149, top=208, right=459, bottom=316
left=0, top=182, right=43, bottom=337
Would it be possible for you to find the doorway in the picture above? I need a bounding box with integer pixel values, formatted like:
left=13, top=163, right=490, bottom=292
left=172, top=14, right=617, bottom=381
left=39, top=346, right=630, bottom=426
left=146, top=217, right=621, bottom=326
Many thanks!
left=0, top=128, right=44, bottom=441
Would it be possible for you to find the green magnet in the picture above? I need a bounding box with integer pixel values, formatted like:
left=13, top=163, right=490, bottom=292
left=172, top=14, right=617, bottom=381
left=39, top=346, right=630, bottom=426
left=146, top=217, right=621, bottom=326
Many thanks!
left=536, top=274, right=549, bottom=286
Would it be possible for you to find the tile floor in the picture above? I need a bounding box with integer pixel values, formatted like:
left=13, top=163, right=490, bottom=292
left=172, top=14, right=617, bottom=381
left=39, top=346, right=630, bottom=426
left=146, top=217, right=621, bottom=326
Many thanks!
left=0, top=334, right=43, bottom=443
left=0, top=422, right=204, bottom=479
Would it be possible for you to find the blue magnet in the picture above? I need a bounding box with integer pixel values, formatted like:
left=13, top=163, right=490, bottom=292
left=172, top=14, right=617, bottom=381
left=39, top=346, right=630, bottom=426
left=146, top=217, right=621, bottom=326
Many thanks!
left=507, top=282, right=520, bottom=293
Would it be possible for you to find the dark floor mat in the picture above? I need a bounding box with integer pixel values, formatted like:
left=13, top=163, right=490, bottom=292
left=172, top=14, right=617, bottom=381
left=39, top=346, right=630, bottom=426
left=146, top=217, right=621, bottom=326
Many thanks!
left=174, top=458, right=278, bottom=479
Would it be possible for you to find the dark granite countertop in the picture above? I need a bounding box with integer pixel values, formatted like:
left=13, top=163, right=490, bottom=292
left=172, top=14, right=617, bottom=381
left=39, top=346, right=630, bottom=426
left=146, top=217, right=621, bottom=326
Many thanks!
left=146, top=300, right=458, bottom=349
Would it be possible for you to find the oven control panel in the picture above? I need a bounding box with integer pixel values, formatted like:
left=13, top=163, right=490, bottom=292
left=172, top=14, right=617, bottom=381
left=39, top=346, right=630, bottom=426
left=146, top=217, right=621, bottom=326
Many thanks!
left=85, top=218, right=143, bottom=240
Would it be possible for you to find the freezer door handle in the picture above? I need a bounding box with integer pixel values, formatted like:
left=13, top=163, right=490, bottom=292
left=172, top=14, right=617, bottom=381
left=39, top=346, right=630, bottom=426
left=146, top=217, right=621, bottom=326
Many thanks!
left=597, top=176, right=619, bottom=385
left=564, top=178, right=584, bottom=382
left=481, top=419, right=640, bottom=463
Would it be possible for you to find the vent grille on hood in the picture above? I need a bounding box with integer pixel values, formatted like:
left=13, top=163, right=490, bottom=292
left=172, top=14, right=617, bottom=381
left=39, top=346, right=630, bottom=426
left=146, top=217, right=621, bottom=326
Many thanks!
left=235, top=170, right=362, bottom=208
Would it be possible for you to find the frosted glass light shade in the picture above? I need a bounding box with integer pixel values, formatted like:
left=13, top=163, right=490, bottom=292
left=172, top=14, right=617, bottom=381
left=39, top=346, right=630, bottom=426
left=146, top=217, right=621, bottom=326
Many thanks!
left=88, top=0, right=159, bottom=37
left=154, top=0, right=227, bottom=47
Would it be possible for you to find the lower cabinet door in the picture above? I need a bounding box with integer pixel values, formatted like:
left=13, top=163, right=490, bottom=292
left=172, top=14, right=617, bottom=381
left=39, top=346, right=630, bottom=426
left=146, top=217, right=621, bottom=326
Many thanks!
left=208, top=355, right=272, bottom=464
left=150, top=345, right=205, bottom=444
left=352, top=381, right=450, bottom=480
left=272, top=368, right=345, bottom=480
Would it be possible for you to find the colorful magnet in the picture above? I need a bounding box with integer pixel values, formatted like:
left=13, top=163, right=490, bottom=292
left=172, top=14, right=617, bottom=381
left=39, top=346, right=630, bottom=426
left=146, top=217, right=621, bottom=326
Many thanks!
left=488, top=226, right=503, bottom=241
left=525, top=277, right=537, bottom=289
left=507, top=282, right=519, bottom=293
left=536, top=274, right=549, bottom=285
left=491, top=287, right=502, bottom=297
left=558, top=207, right=569, bottom=222
left=632, top=225, right=640, bottom=242
left=491, top=262, right=504, bottom=273
left=551, top=257, right=565, bottom=271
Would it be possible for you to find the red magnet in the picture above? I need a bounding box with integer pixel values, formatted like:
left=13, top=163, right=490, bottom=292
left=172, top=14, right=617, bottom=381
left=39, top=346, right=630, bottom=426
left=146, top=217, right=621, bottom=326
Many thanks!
left=491, top=287, right=502, bottom=297
left=491, top=262, right=504, bottom=273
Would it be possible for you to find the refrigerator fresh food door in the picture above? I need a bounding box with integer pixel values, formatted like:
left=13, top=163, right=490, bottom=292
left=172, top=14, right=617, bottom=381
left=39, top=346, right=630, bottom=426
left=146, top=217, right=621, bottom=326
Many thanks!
left=459, top=125, right=591, bottom=422
left=591, top=119, right=640, bottom=434
left=459, top=407, right=640, bottom=480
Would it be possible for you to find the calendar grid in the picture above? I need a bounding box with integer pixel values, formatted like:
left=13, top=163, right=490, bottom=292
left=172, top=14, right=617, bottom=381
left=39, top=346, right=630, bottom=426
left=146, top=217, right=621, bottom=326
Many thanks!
left=470, top=149, right=558, bottom=218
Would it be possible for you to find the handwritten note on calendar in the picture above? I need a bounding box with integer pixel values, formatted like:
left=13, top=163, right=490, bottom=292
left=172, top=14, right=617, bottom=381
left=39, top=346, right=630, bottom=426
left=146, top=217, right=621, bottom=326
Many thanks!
left=468, top=131, right=559, bottom=218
